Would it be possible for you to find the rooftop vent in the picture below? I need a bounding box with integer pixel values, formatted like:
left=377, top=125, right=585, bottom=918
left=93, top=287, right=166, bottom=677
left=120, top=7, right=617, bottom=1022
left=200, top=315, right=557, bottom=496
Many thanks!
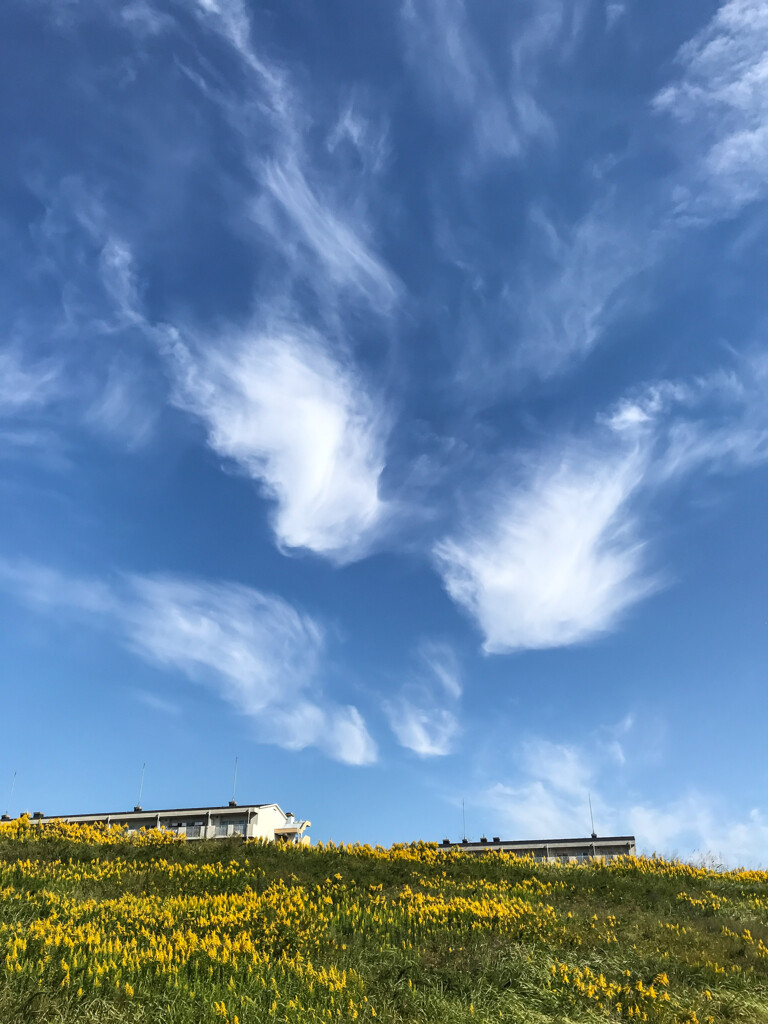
left=461, top=838, right=469, bottom=845
left=441, top=838, right=450, bottom=845
left=493, top=836, right=500, bottom=843
left=228, top=800, right=238, bottom=807
left=133, top=805, right=143, bottom=813
left=32, top=811, right=44, bottom=819
left=480, top=836, right=488, bottom=843
left=1, top=813, right=11, bottom=821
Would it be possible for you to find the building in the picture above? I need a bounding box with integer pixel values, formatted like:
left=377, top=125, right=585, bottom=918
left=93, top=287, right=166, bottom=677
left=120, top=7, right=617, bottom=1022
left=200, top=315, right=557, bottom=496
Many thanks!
left=3, top=802, right=311, bottom=844
left=439, top=834, right=635, bottom=862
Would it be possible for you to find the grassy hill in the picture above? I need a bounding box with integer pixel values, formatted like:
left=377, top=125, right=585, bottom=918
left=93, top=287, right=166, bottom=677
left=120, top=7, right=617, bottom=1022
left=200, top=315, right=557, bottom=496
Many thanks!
left=1, top=817, right=767, bottom=1023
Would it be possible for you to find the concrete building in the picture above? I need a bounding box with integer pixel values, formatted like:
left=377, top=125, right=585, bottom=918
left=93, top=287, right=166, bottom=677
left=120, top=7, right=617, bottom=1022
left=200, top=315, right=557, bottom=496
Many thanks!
left=439, top=834, right=635, bottom=862
left=5, top=803, right=310, bottom=844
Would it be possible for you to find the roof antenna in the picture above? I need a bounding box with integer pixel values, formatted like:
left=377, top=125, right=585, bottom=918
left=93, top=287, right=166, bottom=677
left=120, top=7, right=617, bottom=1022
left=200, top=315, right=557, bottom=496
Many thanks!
left=588, top=792, right=597, bottom=839
left=462, top=798, right=466, bottom=841
left=135, top=762, right=146, bottom=813
left=229, top=755, right=238, bottom=807
left=2, top=770, right=16, bottom=820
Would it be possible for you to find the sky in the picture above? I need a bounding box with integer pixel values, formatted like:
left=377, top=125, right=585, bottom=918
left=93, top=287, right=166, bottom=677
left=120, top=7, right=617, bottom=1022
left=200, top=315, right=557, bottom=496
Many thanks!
left=1, top=0, right=767, bottom=866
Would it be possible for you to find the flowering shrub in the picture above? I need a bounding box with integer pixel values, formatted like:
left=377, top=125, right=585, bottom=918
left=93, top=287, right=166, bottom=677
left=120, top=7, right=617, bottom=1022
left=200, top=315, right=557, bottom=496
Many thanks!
left=1, top=820, right=768, bottom=1022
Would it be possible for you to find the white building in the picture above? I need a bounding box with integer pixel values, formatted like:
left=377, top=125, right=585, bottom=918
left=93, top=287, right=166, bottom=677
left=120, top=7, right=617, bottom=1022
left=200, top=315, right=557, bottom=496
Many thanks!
left=12, top=802, right=310, bottom=844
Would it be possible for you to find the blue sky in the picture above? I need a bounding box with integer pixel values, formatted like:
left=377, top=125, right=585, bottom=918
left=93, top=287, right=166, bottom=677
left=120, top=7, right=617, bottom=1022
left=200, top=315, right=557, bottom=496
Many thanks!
left=1, top=0, right=767, bottom=865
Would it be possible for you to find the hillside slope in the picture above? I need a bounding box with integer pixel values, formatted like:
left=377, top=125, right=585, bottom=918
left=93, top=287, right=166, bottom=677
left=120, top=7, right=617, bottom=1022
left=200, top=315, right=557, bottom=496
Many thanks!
left=1, top=817, right=767, bottom=1023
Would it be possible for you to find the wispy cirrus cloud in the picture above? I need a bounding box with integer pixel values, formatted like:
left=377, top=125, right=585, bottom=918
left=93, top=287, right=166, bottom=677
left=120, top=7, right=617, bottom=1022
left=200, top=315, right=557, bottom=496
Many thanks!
left=26, top=179, right=393, bottom=561
left=435, top=351, right=768, bottom=653
left=258, top=156, right=399, bottom=313
left=0, top=560, right=377, bottom=765
left=121, top=0, right=399, bottom=559
left=514, top=203, right=662, bottom=376
left=480, top=725, right=768, bottom=866
left=654, top=0, right=768, bottom=219
left=188, top=0, right=399, bottom=319
left=165, top=323, right=390, bottom=561
left=488, top=0, right=768, bottom=379
left=125, top=574, right=377, bottom=763
left=605, top=351, right=768, bottom=478
left=605, top=2, right=627, bottom=30
left=400, top=0, right=579, bottom=171
left=384, top=641, right=461, bottom=756
left=434, top=441, right=654, bottom=653
left=0, top=174, right=163, bottom=450
left=400, top=0, right=591, bottom=171
left=0, top=348, right=62, bottom=416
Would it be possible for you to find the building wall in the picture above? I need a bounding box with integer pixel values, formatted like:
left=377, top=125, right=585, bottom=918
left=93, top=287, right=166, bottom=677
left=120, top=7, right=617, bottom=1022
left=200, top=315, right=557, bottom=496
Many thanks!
left=441, top=837, right=636, bottom=862
left=28, top=804, right=309, bottom=843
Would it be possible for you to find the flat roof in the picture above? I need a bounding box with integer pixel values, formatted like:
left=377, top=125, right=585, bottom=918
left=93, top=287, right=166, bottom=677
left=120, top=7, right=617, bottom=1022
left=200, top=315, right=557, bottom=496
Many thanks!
left=27, top=804, right=279, bottom=819
left=444, top=835, right=635, bottom=845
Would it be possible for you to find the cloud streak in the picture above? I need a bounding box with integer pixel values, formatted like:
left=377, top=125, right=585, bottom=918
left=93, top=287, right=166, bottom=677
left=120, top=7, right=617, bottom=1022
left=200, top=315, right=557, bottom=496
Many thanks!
left=654, top=0, right=768, bottom=218
left=435, top=442, right=654, bottom=652
left=400, top=0, right=584, bottom=170
left=0, top=560, right=377, bottom=765
left=480, top=726, right=768, bottom=866
left=435, top=351, right=768, bottom=653
left=384, top=641, right=461, bottom=756
left=0, top=348, right=62, bottom=416
left=166, top=323, right=390, bottom=561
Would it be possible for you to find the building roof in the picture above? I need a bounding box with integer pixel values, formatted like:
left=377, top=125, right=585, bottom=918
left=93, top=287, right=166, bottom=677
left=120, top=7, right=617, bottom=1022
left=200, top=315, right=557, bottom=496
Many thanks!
left=25, top=803, right=282, bottom=819
left=443, top=835, right=635, bottom=846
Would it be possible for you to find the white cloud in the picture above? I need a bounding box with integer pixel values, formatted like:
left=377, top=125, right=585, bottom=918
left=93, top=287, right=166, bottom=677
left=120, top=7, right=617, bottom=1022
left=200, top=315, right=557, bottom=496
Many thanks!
left=654, top=0, right=768, bottom=218
left=517, top=205, right=658, bottom=375
left=124, top=575, right=377, bottom=764
left=122, top=575, right=322, bottom=715
left=485, top=780, right=592, bottom=840
left=384, top=641, right=461, bottom=756
left=166, top=325, right=389, bottom=561
left=259, top=158, right=398, bottom=313
left=519, top=739, right=594, bottom=800
left=437, top=352, right=768, bottom=654
left=400, top=0, right=561, bottom=169
left=479, top=726, right=768, bottom=866
left=268, top=702, right=377, bottom=766
left=0, top=561, right=376, bottom=766
left=483, top=739, right=599, bottom=838
left=435, top=442, right=655, bottom=652
left=188, top=0, right=398, bottom=319
left=418, top=641, right=462, bottom=699
left=605, top=2, right=626, bottom=30
left=326, top=97, right=389, bottom=174
left=164, top=0, right=400, bottom=558
left=0, top=559, right=117, bottom=617
left=3, top=177, right=163, bottom=450
left=120, top=1, right=173, bottom=37
left=386, top=702, right=459, bottom=757
left=0, top=349, right=61, bottom=416
left=132, top=689, right=181, bottom=716
left=503, top=0, right=768, bottom=378
left=604, top=353, right=768, bottom=480
left=627, top=799, right=768, bottom=869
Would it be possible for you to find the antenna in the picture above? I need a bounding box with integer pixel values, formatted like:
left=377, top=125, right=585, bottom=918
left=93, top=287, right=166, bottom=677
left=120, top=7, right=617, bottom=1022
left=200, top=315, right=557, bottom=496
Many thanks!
left=588, top=792, right=597, bottom=839
left=135, top=762, right=146, bottom=812
left=4, top=770, right=16, bottom=817
left=462, top=799, right=466, bottom=841
left=230, top=755, right=238, bottom=806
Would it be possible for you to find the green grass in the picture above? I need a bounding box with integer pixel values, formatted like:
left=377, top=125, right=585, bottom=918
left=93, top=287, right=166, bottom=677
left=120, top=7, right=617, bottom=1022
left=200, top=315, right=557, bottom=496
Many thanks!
left=1, top=825, right=768, bottom=1023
